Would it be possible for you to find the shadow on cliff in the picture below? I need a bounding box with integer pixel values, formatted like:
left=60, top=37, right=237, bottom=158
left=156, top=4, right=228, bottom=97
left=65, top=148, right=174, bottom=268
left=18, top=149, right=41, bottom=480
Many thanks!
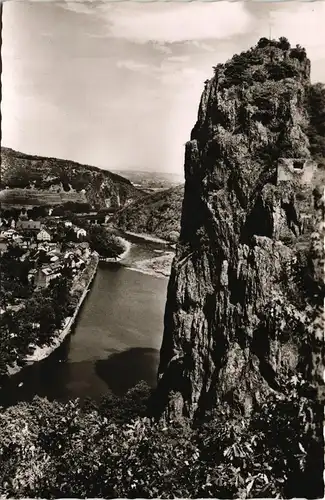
left=95, top=347, right=160, bottom=395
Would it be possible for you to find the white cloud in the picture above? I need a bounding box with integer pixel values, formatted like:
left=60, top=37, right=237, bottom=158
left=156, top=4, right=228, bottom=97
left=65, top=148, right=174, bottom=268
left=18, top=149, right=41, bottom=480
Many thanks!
left=184, top=40, right=216, bottom=52
left=60, top=1, right=253, bottom=43
left=60, top=1, right=96, bottom=16
left=167, top=56, right=191, bottom=64
left=160, top=66, right=206, bottom=88
left=107, top=2, right=253, bottom=43
left=116, top=59, right=150, bottom=72
left=151, top=42, right=173, bottom=56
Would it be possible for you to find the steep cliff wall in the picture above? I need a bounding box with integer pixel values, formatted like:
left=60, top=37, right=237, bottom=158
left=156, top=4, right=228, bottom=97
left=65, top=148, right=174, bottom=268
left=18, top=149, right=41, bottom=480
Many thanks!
left=154, top=39, right=324, bottom=421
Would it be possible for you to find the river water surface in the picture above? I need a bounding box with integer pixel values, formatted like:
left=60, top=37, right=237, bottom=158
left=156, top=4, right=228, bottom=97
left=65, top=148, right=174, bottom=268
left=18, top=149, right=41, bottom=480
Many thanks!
left=0, top=233, right=170, bottom=407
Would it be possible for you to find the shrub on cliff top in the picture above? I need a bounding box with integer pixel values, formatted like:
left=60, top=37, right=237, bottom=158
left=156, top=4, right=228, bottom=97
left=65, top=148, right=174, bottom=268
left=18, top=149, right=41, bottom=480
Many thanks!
left=212, top=38, right=308, bottom=90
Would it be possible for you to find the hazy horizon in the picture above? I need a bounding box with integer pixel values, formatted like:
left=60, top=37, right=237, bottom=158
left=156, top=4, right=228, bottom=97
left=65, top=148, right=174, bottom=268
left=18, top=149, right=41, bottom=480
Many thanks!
left=2, top=1, right=325, bottom=176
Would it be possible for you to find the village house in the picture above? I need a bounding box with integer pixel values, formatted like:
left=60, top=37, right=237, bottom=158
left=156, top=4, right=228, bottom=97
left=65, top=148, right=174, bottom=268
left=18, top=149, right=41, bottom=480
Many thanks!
left=0, top=218, right=9, bottom=228
left=1, top=229, right=13, bottom=239
left=11, top=233, right=22, bottom=242
left=35, top=262, right=63, bottom=288
left=64, top=253, right=77, bottom=269
left=79, top=242, right=91, bottom=259
left=37, top=243, right=50, bottom=253
left=74, top=257, right=86, bottom=269
left=16, top=219, right=42, bottom=232
left=37, top=229, right=52, bottom=242
left=27, top=269, right=37, bottom=284
left=74, top=242, right=91, bottom=261
left=75, top=228, right=87, bottom=239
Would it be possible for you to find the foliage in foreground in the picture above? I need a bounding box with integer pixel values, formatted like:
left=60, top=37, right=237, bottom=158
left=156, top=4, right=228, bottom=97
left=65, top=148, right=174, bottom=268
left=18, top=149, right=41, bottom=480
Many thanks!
left=0, top=381, right=323, bottom=499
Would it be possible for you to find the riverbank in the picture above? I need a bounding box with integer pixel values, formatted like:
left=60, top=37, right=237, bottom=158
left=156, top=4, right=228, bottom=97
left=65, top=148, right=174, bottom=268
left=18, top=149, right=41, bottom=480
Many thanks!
left=122, top=230, right=171, bottom=245
left=7, top=252, right=99, bottom=377
left=127, top=252, right=174, bottom=278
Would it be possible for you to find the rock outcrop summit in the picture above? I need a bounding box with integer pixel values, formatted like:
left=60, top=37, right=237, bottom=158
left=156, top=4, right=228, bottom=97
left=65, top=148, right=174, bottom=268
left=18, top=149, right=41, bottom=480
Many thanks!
left=153, top=38, right=324, bottom=421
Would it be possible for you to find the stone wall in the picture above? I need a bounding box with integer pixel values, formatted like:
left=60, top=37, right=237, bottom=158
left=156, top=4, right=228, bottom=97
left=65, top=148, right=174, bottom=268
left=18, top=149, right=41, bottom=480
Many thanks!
left=277, top=158, right=318, bottom=185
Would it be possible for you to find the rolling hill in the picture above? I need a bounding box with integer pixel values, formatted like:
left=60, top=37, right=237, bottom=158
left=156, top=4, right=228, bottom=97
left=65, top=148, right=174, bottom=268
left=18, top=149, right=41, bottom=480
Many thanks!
left=0, top=147, right=143, bottom=209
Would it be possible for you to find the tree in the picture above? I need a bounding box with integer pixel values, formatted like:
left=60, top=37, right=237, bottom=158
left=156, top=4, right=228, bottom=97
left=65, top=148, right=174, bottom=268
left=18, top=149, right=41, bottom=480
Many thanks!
left=87, top=225, right=124, bottom=258
left=278, top=36, right=291, bottom=51
left=257, top=37, right=271, bottom=49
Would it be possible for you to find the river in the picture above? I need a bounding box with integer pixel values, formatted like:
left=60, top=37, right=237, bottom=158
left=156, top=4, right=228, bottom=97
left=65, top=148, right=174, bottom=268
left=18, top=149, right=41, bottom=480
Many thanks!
left=0, top=233, right=171, bottom=407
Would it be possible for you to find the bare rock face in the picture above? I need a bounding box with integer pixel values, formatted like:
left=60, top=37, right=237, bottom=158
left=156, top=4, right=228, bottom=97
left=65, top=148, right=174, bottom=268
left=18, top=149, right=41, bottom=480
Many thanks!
left=153, top=39, right=324, bottom=421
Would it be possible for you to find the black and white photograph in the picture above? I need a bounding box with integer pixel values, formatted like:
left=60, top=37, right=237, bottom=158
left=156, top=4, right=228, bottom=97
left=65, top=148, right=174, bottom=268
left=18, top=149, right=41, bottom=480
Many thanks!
left=0, top=0, right=324, bottom=497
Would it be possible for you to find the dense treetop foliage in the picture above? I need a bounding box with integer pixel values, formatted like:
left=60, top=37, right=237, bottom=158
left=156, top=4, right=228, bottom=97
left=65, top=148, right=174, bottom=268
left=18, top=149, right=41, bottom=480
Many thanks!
left=0, top=381, right=323, bottom=499
left=211, top=37, right=309, bottom=90
left=86, top=224, right=125, bottom=258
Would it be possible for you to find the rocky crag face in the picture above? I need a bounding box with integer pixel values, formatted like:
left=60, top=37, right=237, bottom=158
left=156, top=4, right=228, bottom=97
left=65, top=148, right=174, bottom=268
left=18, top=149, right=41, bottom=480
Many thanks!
left=154, top=38, right=324, bottom=421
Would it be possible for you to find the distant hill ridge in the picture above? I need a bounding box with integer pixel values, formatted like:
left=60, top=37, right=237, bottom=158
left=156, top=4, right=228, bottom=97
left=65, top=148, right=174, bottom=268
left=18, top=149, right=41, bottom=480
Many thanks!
left=115, top=185, right=184, bottom=242
left=0, top=147, right=143, bottom=209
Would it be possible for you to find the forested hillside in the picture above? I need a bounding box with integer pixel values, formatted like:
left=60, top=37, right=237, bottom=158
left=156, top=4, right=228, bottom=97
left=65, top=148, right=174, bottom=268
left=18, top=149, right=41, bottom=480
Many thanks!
left=115, top=185, right=184, bottom=242
left=0, top=148, right=143, bottom=209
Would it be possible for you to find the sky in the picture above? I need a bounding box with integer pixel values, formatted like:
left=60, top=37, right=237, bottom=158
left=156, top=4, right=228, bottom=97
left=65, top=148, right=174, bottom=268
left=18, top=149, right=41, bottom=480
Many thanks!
left=1, top=1, right=325, bottom=176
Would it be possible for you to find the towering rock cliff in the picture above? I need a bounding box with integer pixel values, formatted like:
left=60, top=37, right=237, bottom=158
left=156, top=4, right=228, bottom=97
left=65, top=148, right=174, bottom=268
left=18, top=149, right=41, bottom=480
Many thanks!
left=154, top=38, right=324, bottom=421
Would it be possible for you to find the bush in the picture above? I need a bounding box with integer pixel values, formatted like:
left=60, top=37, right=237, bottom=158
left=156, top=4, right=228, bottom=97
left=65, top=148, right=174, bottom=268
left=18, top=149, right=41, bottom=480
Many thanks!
left=257, top=37, right=271, bottom=49
left=267, top=61, right=300, bottom=81
left=278, top=37, right=291, bottom=51
left=0, top=382, right=322, bottom=499
left=290, top=44, right=307, bottom=63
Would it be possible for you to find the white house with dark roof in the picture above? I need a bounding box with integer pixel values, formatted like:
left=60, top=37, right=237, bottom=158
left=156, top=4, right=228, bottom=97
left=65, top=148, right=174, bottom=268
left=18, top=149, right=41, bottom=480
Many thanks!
left=76, top=228, right=87, bottom=239
left=37, top=229, right=52, bottom=242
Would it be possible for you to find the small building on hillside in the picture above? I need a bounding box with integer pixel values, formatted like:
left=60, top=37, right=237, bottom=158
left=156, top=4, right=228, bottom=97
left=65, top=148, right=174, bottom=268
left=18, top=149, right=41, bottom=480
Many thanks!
left=37, top=229, right=52, bottom=242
